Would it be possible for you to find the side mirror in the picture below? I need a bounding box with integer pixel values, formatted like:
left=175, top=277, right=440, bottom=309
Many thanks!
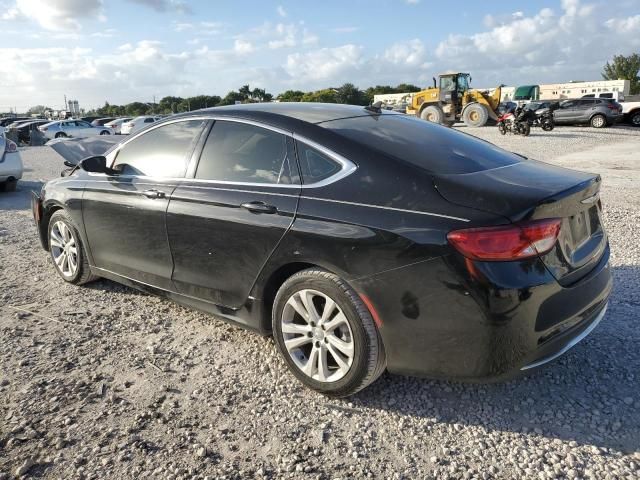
left=63, top=160, right=76, bottom=168
left=78, top=155, right=116, bottom=175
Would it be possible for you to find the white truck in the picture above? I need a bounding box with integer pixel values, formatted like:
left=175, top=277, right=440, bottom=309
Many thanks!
left=621, top=96, right=640, bottom=126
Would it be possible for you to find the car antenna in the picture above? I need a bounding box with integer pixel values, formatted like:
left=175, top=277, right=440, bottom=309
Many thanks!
left=364, top=101, right=383, bottom=114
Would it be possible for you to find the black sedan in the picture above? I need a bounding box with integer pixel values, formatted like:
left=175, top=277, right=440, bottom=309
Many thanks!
left=31, top=103, right=612, bottom=397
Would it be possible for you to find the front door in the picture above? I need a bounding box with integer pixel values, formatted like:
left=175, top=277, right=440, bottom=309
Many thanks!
left=82, top=118, right=207, bottom=290
left=167, top=119, right=300, bottom=308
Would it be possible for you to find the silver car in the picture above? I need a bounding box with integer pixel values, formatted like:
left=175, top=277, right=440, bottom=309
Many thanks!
left=39, top=120, right=114, bottom=140
left=554, top=98, right=623, bottom=128
left=0, top=133, right=22, bottom=192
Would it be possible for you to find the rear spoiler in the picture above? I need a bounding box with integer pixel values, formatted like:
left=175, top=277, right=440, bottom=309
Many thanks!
left=46, top=136, right=122, bottom=166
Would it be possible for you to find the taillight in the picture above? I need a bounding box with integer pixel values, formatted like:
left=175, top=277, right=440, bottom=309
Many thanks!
left=447, top=219, right=562, bottom=261
left=5, top=140, right=17, bottom=153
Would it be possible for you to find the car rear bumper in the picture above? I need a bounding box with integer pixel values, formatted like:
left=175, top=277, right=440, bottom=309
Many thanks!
left=352, top=244, right=612, bottom=381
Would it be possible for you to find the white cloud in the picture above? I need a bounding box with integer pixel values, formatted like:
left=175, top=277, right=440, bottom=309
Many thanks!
left=12, top=0, right=104, bottom=31
left=331, top=26, right=359, bottom=33
left=285, top=45, right=364, bottom=83
left=277, top=5, right=286, bottom=17
left=383, top=39, right=427, bottom=67
left=233, top=38, right=254, bottom=54
left=127, top=0, right=191, bottom=14
left=435, top=1, right=640, bottom=86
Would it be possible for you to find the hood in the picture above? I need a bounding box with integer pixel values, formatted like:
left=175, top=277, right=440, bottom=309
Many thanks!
left=46, top=136, right=122, bottom=165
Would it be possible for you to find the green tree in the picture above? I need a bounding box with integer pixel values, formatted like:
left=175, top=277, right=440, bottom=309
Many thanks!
left=336, top=83, right=366, bottom=105
left=125, top=102, right=151, bottom=116
left=238, top=85, right=252, bottom=100
left=26, top=105, right=49, bottom=116
left=218, top=90, right=246, bottom=106
left=251, top=87, right=273, bottom=102
left=300, top=89, right=339, bottom=103
left=159, top=96, right=184, bottom=114
left=602, top=53, right=640, bottom=94
left=395, top=83, right=422, bottom=93
left=277, top=90, right=305, bottom=102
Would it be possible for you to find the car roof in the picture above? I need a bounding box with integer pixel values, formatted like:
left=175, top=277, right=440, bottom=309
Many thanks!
left=192, top=102, right=395, bottom=125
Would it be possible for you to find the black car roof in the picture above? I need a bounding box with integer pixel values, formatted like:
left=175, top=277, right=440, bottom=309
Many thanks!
left=190, top=102, right=396, bottom=126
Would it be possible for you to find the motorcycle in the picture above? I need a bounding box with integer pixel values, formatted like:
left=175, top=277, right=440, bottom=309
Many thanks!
left=497, top=102, right=531, bottom=136
left=525, top=102, right=556, bottom=131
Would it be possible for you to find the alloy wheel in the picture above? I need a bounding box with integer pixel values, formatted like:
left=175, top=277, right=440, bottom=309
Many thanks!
left=281, top=289, right=354, bottom=382
left=592, top=116, right=605, bottom=128
left=50, top=221, right=78, bottom=278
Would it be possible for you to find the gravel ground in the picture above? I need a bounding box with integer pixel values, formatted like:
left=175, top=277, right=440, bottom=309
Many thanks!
left=1, top=125, right=639, bottom=479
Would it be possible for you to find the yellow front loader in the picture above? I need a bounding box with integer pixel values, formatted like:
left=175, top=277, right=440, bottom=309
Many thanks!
left=407, top=72, right=502, bottom=127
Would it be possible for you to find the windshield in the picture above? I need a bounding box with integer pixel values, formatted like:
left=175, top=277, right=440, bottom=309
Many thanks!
left=320, top=114, right=521, bottom=175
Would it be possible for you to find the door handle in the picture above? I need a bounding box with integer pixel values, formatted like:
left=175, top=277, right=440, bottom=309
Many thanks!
left=142, top=189, right=166, bottom=199
left=241, top=201, right=277, bottom=214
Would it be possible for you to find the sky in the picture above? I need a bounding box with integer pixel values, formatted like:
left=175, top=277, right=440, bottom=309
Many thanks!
left=0, top=0, right=638, bottom=112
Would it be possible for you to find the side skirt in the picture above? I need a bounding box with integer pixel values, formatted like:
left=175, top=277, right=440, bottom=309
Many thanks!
left=91, top=266, right=269, bottom=336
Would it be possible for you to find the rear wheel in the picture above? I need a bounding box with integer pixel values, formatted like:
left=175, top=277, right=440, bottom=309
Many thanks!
left=420, top=105, right=445, bottom=124
left=272, top=269, right=385, bottom=397
left=462, top=104, right=489, bottom=127
left=590, top=114, right=607, bottom=128
left=55, top=132, right=67, bottom=139
left=100, top=130, right=110, bottom=135
left=48, top=210, right=97, bottom=285
left=629, top=111, right=640, bottom=127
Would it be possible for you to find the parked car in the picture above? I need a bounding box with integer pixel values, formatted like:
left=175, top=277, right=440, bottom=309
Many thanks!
left=120, top=116, right=160, bottom=135
left=0, top=117, right=30, bottom=127
left=34, top=103, right=612, bottom=397
left=39, top=120, right=114, bottom=140
left=554, top=98, right=623, bottom=128
left=80, top=116, right=101, bottom=124
left=0, top=133, right=22, bottom=191
left=9, top=119, right=51, bottom=144
left=91, top=117, right=116, bottom=127
left=104, top=117, right=132, bottom=134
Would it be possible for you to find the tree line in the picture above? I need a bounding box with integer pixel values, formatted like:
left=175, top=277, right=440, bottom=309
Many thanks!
left=86, top=82, right=422, bottom=117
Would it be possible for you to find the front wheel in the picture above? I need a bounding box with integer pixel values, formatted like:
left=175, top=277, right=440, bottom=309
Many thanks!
left=541, top=120, right=554, bottom=131
left=520, top=122, right=531, bottom=136
left=100, top=130, right=110, bottom=135
left=420, top=105, right=445, bottom=124
left=498, top=122, right=507, bottom=135
left=272, top=269, right=385, bottom=397
left=48, top=210, right=97, bottom=285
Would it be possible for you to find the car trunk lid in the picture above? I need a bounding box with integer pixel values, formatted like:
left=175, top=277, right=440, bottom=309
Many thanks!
left=434, top=160, right=606, bottom=285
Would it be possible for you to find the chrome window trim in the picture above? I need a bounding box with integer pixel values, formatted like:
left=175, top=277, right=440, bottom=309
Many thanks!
left=106, top=115, right=357, bottom=189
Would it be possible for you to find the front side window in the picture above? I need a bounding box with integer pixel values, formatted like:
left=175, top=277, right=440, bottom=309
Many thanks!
left=195, top=120, right=295, bottom=185
left=113, top=120, right=205, bottom=177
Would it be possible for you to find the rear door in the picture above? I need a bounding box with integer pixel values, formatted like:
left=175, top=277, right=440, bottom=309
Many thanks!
left=167, top=119, right=300, bottom=308
left=82, top=119, right=207, bottom=289
left=576, top=99, right=596, bottom=123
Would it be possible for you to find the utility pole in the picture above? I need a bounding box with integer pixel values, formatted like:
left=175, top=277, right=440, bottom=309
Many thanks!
left=64, top=94, right=67, bottom=111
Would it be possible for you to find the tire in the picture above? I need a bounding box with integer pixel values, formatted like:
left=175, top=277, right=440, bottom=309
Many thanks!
left=100, top=130, right=110, bottom=135
left=498, top=122, right=507, bottom=135
left=629, top=111, right=640, bottom=127
left=420, top=105, right=445, bottom=124
left=272, top=269, right=385, bottom=397
left=462, top=103, right=489, bottom=127
left=0, top=178, right=17, bottom=192
left=590, top=114, right=607, bottom=128
left=542, top=120, right=554, bottom=131
left=47, top=210, right=97, bottom=285
left=519, top=122, right=531, bottom=136
left=55, top=132, right=67, bottom=139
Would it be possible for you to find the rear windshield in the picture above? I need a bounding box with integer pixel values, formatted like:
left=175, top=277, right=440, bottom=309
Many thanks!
left=320, top=114, right=521, bottom=174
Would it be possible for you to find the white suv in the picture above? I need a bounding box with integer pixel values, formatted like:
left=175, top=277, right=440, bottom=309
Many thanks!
left=0, top=134, right=22, bottom=192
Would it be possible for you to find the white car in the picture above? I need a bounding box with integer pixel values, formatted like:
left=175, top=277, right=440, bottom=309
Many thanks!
left=39, top=120, right=114, bottom=140
left=0, top=134, right=22, bottom=192
left=120, top=116, right=160, bottom=135
left=103, top=117, right=132, bottom=134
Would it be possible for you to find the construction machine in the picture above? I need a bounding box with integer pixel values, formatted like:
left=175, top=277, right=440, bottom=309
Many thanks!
left=406, top=72, right=502, bottom=127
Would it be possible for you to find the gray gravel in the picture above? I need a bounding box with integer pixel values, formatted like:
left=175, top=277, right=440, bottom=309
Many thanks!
left=1, top=125, right=639, bottom=479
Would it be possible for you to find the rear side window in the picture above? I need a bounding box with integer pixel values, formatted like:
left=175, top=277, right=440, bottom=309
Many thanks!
left=321, top=114, right=521, bottom=175
left=296, top=142, right=341, bottom=184
left=114, top=119, right=205, bottom=177
left=195, top=120, right=296, bottom=185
